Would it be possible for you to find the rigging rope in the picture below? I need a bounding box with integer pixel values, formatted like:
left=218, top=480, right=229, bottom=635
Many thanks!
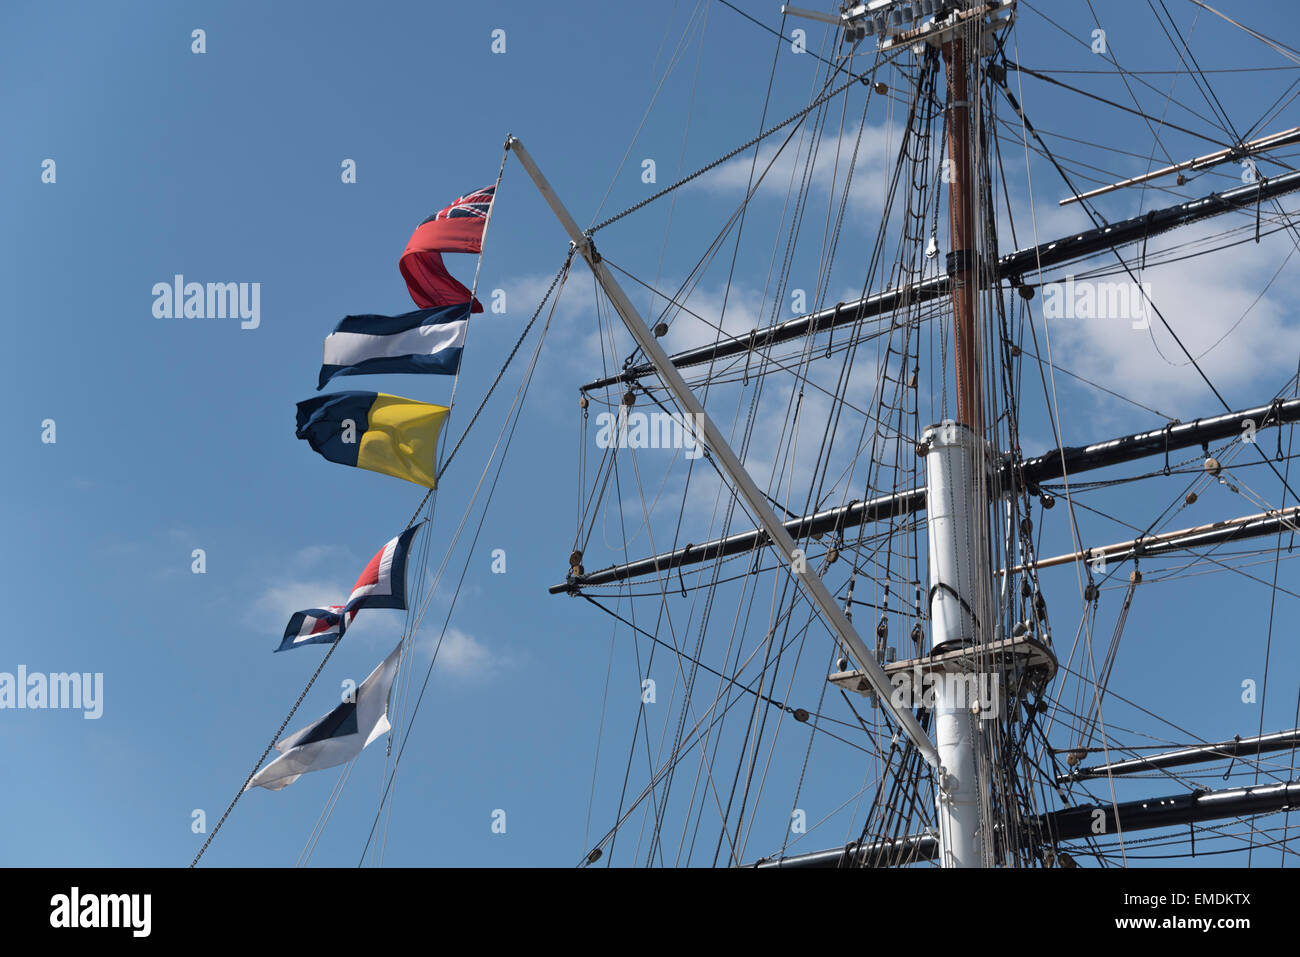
left=588, top=46, right=908, bottom=235
left=192, top=249, right=571, bottom=868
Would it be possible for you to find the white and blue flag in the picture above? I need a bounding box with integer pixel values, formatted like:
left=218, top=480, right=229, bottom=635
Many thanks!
left=317, top=303, right=469, bottom=389
left=246, top=642, right=404, bottom=791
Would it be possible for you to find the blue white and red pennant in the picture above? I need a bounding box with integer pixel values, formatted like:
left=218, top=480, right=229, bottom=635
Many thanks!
left=276, top=523, right=423, bottom=652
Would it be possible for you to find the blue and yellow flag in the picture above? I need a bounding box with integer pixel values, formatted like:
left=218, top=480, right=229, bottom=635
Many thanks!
left=295, top=392, right=448, bottom=489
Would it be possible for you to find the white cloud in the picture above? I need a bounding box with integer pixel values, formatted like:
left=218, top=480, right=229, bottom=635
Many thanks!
left=421, top=626, right=496, bottom=678
left=292, top=544, right=352, bottom=569
left=243, top=541, right=358, bottom=634
left=698, top=122, right=905, bottom=217
left=1034, top=222, right=1300, bottom=416
left=248, top=580, right=344, bottom=633
left=986, top=155, right=1300, bottom=422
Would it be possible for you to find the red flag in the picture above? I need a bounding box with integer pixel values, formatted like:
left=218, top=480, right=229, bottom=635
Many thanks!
left=399, top=186, right=494, bottom=311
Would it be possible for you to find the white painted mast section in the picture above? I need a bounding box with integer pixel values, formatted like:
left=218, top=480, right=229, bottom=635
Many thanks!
left=923, top=422, right=993, bottom=867
left=506, top=134, right=941, bottom=770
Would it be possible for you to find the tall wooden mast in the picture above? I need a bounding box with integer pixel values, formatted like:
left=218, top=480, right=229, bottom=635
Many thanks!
left=883, top=0, right=1012, bottom=868
left=943, top=32, right=983, bottom=435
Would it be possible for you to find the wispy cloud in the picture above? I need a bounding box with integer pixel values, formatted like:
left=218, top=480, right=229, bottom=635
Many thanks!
left=1035, top=221, right=1299, bottom=417
left=247, top=580, right=343, bottom=633
left=418, top=625, right=501, bottom=679
left=291, top=544, right=353, bottom=570
left=243, top=543, right=356, bottom=634
left=697, top=122, right=905, bottom=217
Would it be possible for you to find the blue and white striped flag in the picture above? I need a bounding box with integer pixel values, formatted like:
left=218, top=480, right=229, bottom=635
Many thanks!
left=317, top=303, right=470, bottom=389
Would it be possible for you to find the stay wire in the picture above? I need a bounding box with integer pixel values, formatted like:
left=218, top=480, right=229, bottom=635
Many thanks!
left=357, top=267, right=563, bottom=865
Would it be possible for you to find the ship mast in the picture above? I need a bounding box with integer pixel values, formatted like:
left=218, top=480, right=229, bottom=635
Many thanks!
left=942, top=27, right=983, bottom=436
left=882, top=0, right=1012, bottom=868
left=927, top=8, right=992, bottom=870
left=527, top=0, right=1300, bottom=868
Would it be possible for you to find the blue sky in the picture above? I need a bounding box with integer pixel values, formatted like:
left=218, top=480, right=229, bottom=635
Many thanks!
left=4, top=0, right=1300, bottom=868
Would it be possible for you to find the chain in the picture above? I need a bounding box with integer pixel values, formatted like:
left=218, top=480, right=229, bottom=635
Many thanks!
left=190, top=637, right=346, bottom=867
left=192, top=249, right=574, bottom=868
